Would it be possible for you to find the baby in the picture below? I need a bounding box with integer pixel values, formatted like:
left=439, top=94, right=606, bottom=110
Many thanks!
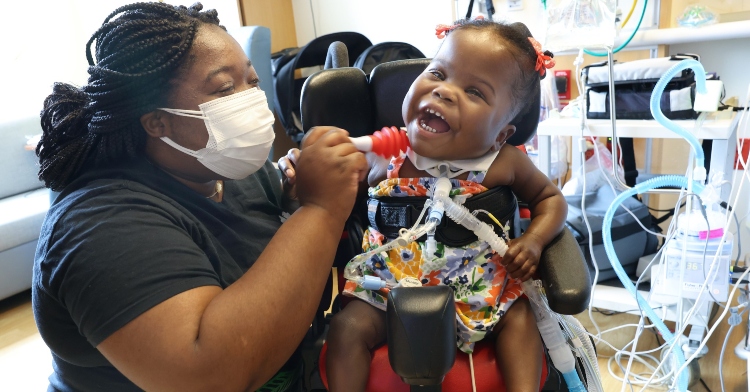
left=283, top=18, right=567, bottom=392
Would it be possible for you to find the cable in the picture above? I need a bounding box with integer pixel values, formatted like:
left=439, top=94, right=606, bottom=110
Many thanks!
left=620, top=0, right=639, bottom=28
left=308, top=0, right=318, bottom=39
left=469, top=352, right=477, bottom=392
left=718, top=307, right=747, bottom=392
left=648, top=202, right=686, bottom=213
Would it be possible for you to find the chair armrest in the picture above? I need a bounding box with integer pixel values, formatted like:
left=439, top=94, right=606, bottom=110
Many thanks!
left=537, top=227, right=591, bottom=315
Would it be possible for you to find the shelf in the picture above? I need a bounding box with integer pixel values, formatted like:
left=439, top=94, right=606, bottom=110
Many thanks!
left=617, top=20, right=750, bottom=47
left=537, top=115, right=737, bottom=139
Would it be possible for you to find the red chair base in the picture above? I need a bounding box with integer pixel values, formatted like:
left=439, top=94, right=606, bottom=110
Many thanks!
left=319, top=340, right=548, bottom=392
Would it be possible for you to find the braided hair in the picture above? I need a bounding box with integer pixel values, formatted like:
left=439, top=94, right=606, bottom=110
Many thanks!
left=444, top=19, right=552, bottom=121
left=38, top=2, right=224, bottom=191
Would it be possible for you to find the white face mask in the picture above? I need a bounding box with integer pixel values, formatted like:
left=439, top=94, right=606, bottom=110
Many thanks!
left=158, top=87, right=275, bottom=180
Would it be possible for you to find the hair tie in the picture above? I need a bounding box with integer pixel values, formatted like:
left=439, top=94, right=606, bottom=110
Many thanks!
left=435, top=24, right=457, bottom=39
left=435, top=16, right=485, bottom=39
left=527, top=37, right=555, bottom=77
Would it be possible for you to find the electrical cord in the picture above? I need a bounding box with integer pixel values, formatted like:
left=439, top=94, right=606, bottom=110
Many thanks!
left=647, top=88, right=750, bottom=385
left=620, top=0, right=639, bottom=28
left=574, top=51, right=688, bottom=389
left=571, top=56, right=750, bottom=392
left=719, top=305, right=747, bottom=392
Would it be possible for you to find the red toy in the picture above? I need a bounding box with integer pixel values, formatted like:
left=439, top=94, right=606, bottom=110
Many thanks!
left=350, top=126, right=410, bottom=158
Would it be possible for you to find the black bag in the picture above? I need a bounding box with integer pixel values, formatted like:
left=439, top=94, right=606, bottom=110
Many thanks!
left=584, top=54, right=717, bottom=121
left=353, top=42, right=426, bottom=75
left=564, top=186, right=659, bottom=282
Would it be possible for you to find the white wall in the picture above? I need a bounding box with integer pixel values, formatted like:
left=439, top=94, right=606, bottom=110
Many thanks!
left=670, top=38, right=750, bottom=101
left=0, top=0, right=241, bottom=123
left=291, top=0, right=455, bottom=57
left=290, top=0, right=558, bottom=57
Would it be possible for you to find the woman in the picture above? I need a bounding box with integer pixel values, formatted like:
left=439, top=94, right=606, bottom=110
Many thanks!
left=33, top=3, right=366, bottom=391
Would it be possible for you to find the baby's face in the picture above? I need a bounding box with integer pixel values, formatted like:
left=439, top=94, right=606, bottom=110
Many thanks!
left=402, top=29, right=520, bottom=161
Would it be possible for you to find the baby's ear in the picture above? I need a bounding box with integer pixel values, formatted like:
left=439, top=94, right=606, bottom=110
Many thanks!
left=493, top=125, right=516, bottom=150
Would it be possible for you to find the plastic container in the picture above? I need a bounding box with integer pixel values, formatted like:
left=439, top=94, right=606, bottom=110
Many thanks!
left=653, top=230, right=733, bottom=302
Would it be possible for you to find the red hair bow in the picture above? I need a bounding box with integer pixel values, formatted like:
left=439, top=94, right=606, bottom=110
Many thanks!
left=528, top=37, right=555, bottom=77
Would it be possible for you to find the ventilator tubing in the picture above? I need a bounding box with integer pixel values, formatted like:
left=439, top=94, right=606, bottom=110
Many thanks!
left=604, top=176, right=704, bottom=391
left=433, top=177, right=509, bottom=256
left=559, top=314, right=605, bottom=392
left=650, top=59, right=707, bottom=180
left=522, top=280, right=586, bottom=392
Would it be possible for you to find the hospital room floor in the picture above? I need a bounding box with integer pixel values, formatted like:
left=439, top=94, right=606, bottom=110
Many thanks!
left=0, top=288, right=745, bottom=391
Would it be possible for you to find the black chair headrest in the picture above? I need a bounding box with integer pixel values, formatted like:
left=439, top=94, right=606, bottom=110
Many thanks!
left=296, top=32, right=372, bottom=68
left=301, top=67, right=373, bottom=138
left=369, top=59, right=431, bottom=130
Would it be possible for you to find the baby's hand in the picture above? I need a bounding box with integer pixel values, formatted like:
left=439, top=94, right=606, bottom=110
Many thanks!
left=500, top=234, right=543, bottom=282
left=277, top=148, right=300, bottom=200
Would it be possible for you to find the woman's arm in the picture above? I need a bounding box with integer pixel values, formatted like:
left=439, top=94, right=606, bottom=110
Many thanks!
left=98, top=128, right=368, bottom=392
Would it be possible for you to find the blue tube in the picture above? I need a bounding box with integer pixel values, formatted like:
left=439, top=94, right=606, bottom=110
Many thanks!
left=650, top=59, right=707, bottom=171
left=563, top=371, right=586, bottom=392
left=604, top=175, right=704, bottom=391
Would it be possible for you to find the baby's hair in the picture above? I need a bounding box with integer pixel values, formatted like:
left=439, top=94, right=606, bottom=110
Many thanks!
left=38, top=2, right=223, bottom=191
left=444, top=19, right=551, bottom=121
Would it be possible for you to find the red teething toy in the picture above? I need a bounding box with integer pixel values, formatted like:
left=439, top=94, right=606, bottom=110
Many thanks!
left=349, top=126, right=410, bottom=158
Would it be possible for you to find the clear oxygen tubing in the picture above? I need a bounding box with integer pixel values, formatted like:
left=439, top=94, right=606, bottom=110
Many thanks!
left=650, top=59, right=708, bottom=183
left=558, top=313, right=605, bottom=392
left=603, top=175, right=704, bottom=392
left=431, top=176, right=587, bottom=392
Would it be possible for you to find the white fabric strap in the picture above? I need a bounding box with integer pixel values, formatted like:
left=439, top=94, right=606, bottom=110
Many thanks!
left=406, top=148, right=499, bottom=178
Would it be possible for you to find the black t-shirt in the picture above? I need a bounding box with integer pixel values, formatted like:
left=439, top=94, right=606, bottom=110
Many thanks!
left=32, top=157, right=286, bottom=391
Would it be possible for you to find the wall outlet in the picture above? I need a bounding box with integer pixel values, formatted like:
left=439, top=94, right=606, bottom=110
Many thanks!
left=508, top=0, right=523, bottom=11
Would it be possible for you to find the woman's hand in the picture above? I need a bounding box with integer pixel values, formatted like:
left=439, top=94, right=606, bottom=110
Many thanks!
left=278, top=148, right=300, bottom=201
left=295, top=127, right=368, bottom=222
left=500, top=233, right=543, bottom=282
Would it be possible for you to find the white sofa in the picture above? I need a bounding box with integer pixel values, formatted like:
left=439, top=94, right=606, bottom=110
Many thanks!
left=0, top=116, right=50, bottom=301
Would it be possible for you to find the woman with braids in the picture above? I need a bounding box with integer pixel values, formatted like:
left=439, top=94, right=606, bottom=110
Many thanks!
left=33, top=2, right=366, bottom=391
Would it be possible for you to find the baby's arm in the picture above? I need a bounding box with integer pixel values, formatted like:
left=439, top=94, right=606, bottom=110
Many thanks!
left=485, top=145, right=568, bottom=281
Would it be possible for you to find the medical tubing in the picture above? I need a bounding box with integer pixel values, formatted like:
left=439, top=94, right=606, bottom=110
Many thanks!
left=436, top=201, right=509, bottom=256
left=521, top=281, right=585, bottom=391
left=603, top=175, right=703, bottom=391
left=650, top=59, right=707, bottom=175
left=558, top=313, right=604, bottom=392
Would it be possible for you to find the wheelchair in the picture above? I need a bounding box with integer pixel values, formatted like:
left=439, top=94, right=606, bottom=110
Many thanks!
left=287, top=55, right=595, bottom=392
